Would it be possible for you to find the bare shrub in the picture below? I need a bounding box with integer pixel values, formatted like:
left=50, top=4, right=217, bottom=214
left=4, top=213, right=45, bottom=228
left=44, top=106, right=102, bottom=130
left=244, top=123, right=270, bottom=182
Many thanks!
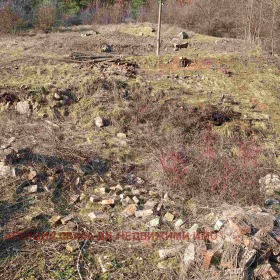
left=0, top=3, right=24, bottom=34
left=92, top=2, right=130, bottom=24
left=36, top=4, right=57, bottom=31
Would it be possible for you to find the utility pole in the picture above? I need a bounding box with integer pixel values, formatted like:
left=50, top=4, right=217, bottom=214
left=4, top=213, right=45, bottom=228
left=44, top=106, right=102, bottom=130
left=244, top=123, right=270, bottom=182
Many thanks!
left=156, top=0, right=163, bottom=56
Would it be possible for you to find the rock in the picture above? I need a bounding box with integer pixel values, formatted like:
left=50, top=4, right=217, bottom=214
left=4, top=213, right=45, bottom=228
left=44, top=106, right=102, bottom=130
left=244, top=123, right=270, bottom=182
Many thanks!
left=132, top=196, right=139, bottom=204
left=265, top=198, right=279, bottom=206
left=122, top=204, right=137, bottom=217
left=188, top=224, right=199, bottom=240
left=16, top=101, right=31, bottom=114
left=149, top=217, right=160, bottom=227
left=259, top=174, right=280, bottom=197
left=179, top=57, right=192, bottom=67
left=101, top=199, right=115, bottom=206
left=173, top=42, right=189, bottom=51
left=0, top=162, right=12, bottom=178
left=178, top=31, right=188, bottom=39
left=66, top=221, right=77, bottom=230
left=94, top=116, right=105, bottom=128
left=183, top=243, right=195, bottom=269
left=25, top=185, right=38, bottom=193
left=164, top=212, right=174, bottom=222
left=94, top=187, right=107, bottom=195
left=101, top=44, right=112, bottom=53
left=61, top=214, right=74, bottom=225
left=53, top=92, right=62, bottom=100
left=144, top=200, right=157, bottom=209
left=228, top=217, right=251, bottom=236
left=66, top=240, right=79, bottom=252
left=178, top=31, right=195, bottom=39
left=117, top=133, right=127, bottom=139
left=88, top=211, right=109, bottom=220
left=49, top=215, right=62, bottom=225
left=159, top=245, right=183, bottom=259
left=135, top=209, right=153, bottom=218
left=174, top=219, right=184, bottom=228
left=7, top=137, right=16, bottom=145
left=69, top=194, right=80, bottom=205
left=28, top=170, right=37, bottom=181
left=121, top=196, right=133, bottom=206
left=81, top=30, right=98, bottom=37
left=213, top=219, right=226, bottom=231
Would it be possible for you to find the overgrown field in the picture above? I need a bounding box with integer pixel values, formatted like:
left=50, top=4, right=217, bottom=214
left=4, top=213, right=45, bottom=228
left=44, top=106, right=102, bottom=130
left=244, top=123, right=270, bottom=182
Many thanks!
left=0, top=23, right=279, bottom=279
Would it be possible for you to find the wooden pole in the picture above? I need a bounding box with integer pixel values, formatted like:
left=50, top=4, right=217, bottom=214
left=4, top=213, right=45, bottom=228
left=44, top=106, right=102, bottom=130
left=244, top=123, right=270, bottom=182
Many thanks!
left=156, top=0, right=163, bottom=56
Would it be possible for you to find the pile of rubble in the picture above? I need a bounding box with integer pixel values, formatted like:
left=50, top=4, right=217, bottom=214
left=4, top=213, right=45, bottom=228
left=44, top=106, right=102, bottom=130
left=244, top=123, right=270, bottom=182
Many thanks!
left=177, top=205, right=280, bottom=279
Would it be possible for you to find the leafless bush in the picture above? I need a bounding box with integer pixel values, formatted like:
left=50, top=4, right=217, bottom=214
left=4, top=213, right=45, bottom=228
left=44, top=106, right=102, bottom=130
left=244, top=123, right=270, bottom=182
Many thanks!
left=0, top=3, right=24, bottom=34
left=36, top=3, right=57, bottom=31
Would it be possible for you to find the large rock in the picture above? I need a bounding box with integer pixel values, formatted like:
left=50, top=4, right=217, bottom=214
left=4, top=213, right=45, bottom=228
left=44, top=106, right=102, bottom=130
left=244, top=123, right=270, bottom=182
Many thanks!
left=178, top=31, right=195, bottom=39
left=259, top=174, right=280, bottom=197
left=16, top=101, right=31, bottom=115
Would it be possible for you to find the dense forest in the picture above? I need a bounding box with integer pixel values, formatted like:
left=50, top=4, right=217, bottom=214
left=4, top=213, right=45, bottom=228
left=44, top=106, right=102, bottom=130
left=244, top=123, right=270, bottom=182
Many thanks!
left=0, top=0, right=279, bottom=55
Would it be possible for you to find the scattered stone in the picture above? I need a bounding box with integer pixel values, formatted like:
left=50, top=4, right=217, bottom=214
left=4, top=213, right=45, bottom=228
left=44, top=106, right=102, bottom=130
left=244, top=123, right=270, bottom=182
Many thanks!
left=61, top=214, right=74, bottom=225
left=164, top=212, right=174, bottom=222
left=183, top=243, right=195, bottom=269
left=228, top=217, right=251, bottom=236
left=28, top=170, right=37, bottom=181
left=7, top=137, right=16, bottom=145
left=101, top=44, right=112, bottom=53
left=94, top=116, right=105, bottom=128
left=179, top=57, right=192, bottom=67
left=25, top=185, right=38, bottom=193
left=0, top=162, right=12, bottom=178
left=131, top=189, right=140, bottom=196
left=259, top=174, right=280, bottom=197
left=81, top=30, right=98, bottom=37
left=66, top=240, right=79, bottom=252
left=53, top=92, right=62, bottom=100
left=163, top=193, right=169, bottom=201
left=122, top=204, right=137, bottom=217
left=49, top=215, right=62, bottom=225
left=88, top=211, right=109, bottom=221
left=159, top=245, right=183, bottom=259
left=178, top=31, right=188, bottom=39
left=239, top=247, right=256, bottom=268
left=253, top=263, right=279, bottom=279
left=132, top=196, right=139, bottom=204
left=156, top=202, right=163, bottom=212
left=122, top=196, right=133, bottom=206
left=16, top=101, right=31, bottom=114
left=149, top=217, right=160, bottom=227
left=117, top=132, right=127, bottom=139
left=220, top=243, right=241, bottom=269
left=179, top=31, right=195, bottom=39
left=174, top=219, right=184, bottom=228
left=101, top=199, right=115, bottom=206
left=265, top=198, right=279, bottom=206
left=144, top=200, right=157, bottom=209
left=174, top=42, right=189, bottom=51
left=69, top=194, right=80, bottom=205
left=188, top=224, right=199, bottom=240
left=66, top=221, right=77, bottom=230
left=214, top=219, right=226, bottom=231
left=135, top=209, right=153, bottom=218
left=94, top=187, right=107, bottom=195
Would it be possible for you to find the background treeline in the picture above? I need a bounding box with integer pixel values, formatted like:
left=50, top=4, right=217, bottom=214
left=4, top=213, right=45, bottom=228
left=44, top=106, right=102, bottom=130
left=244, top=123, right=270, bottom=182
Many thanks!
left=0, top=0, right=279, bottom=55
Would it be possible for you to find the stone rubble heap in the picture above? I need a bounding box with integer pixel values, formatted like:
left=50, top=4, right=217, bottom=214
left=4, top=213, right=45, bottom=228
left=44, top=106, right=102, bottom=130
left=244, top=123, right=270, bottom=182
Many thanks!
left=178, top=206, right=280, bottom=280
